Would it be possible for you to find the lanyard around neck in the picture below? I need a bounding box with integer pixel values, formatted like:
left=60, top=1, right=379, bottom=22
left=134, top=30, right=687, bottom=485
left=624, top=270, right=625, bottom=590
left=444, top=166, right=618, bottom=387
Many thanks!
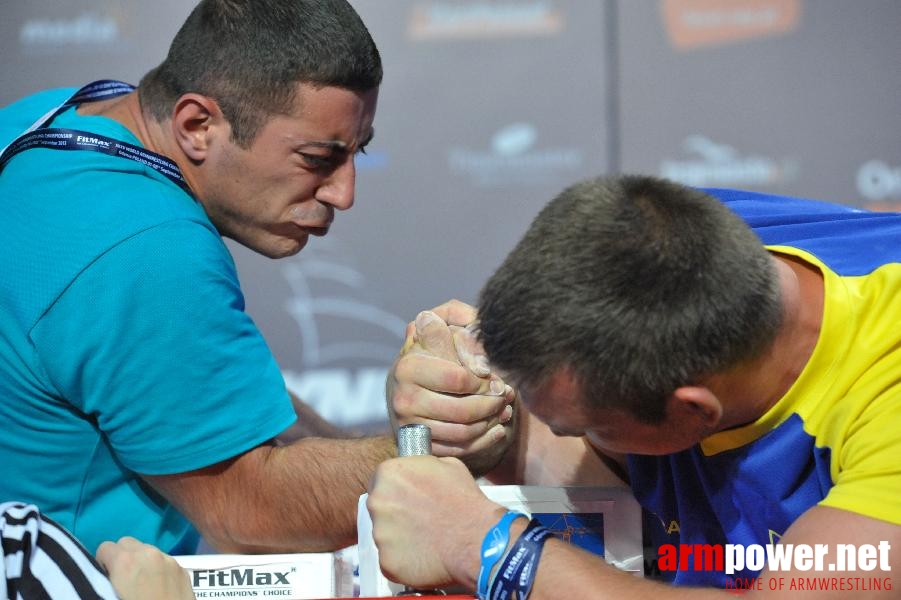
left=0, top=79, right=193, bottom=197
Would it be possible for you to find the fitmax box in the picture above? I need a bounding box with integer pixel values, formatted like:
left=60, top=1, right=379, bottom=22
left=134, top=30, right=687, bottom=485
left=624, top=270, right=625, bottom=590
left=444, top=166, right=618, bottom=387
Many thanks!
left=173, top=552, right=353, bottom=599
left=357, top=485, right=645, bottom=597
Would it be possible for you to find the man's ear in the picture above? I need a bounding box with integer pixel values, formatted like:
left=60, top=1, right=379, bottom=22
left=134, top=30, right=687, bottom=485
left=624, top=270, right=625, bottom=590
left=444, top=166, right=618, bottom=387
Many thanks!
left=170, top=93, right=224, bottom=162
left=670, top=385, right=723, bottom=430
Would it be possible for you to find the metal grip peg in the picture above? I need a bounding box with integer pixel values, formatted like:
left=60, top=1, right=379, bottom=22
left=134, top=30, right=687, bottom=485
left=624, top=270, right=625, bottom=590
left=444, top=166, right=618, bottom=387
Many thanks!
left=396, top=423, right=432, bottom=457
left=395, top=423, right=444, bottom=596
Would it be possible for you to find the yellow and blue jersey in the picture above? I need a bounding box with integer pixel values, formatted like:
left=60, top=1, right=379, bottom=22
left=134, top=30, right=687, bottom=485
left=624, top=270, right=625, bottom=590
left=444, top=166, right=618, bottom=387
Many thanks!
left=629, top=188, right=901, bottom=586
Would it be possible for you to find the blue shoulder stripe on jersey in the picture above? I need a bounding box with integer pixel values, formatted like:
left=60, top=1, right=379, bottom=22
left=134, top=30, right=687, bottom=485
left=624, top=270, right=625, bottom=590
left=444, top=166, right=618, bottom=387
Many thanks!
left=702, top=188, right=901, bottom=277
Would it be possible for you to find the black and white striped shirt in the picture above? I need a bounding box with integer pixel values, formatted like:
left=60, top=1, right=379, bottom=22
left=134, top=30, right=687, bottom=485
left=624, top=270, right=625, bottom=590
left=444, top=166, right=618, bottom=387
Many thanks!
left=1, top=502, right=119, bottom=599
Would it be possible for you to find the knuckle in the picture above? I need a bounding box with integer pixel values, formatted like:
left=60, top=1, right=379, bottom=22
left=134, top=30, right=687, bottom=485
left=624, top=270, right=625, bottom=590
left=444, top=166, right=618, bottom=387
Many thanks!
left=391, top=390, right=418, bottom=418
left=442, top=366, right=475, bottom=392
left=392, top=355, right=422, bottom=385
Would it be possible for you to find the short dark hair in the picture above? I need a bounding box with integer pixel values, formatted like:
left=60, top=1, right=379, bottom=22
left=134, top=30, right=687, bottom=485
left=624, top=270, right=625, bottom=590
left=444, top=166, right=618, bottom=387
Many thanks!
left=477, top=175, right=783, bottom=424
left=138, top=0, right=382, bottom=147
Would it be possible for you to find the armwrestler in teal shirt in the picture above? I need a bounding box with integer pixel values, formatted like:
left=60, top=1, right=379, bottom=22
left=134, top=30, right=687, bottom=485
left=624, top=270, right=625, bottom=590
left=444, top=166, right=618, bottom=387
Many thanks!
left=0, top=0, right=406, bottom=556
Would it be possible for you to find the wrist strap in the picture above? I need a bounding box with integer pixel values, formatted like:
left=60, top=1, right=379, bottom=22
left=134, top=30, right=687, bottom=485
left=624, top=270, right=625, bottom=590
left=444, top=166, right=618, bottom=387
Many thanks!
left=477, top=510, right=527, bottom=600
left=488, top=518, right=554, bottom=600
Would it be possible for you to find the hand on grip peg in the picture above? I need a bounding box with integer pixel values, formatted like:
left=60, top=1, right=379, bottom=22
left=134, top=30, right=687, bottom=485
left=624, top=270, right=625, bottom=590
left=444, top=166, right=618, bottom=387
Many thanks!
left=394, top=423, right=445, bottom=597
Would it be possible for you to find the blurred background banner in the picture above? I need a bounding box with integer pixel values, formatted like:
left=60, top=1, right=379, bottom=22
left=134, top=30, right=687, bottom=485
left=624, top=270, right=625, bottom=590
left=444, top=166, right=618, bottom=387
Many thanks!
left=4, top=0, right=899, bottom=431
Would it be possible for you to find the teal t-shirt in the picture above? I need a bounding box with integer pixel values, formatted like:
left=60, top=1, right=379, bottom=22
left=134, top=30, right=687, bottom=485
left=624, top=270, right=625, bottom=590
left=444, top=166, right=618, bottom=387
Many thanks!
left=0, top=87, right=297, bottom=554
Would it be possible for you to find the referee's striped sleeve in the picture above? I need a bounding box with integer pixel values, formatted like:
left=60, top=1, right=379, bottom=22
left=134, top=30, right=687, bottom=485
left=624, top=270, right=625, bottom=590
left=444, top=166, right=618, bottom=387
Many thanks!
left=1, top=501, right=120, bottom=599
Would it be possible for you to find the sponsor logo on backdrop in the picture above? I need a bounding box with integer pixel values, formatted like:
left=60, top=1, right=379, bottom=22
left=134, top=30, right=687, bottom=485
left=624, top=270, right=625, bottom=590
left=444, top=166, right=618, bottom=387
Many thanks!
left=278, top=238, right=407, bottom=427
left=660, top=134, right=799, bottom=188
left=449, top=122, right=584, bottom=188
left=660, top=0, right=801, bottom=50
left=19, top=12, right=120, bottom=50
left=408, top=0, right=565, bottom=40
left=857, top=160, right=901, bottom=209
left=283, top=368, right=389, bottom=428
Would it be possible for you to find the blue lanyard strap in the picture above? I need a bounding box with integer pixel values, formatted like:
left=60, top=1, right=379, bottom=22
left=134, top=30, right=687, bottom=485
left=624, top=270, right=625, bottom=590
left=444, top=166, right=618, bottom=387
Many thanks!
left=0, top=79, right=194, bottom=197
left=67, top=79, right=137, bottom=105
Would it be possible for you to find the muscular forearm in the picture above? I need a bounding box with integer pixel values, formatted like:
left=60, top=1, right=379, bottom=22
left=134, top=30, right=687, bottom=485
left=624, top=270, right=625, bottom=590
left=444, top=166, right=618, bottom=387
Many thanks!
left=150, top=435, right=396, bottom=553
left=254, top=436, right=395, bottom=551
left=431, top=506, right=711, bottom=599
left=495, top=524, right=725, bottom=600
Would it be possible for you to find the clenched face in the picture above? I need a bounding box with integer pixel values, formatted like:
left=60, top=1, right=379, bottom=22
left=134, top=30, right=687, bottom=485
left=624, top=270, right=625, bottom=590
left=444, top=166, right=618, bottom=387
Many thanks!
left=199, top=82, right=378, bottom=258
left=519, top=368, right=710, bottom=456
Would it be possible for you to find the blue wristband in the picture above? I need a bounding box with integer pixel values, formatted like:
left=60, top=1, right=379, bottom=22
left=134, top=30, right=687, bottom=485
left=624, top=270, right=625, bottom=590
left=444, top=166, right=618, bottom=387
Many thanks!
left=477, top=510, right=527, bottom=600
left=489, top=518, right=554, bottom=600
